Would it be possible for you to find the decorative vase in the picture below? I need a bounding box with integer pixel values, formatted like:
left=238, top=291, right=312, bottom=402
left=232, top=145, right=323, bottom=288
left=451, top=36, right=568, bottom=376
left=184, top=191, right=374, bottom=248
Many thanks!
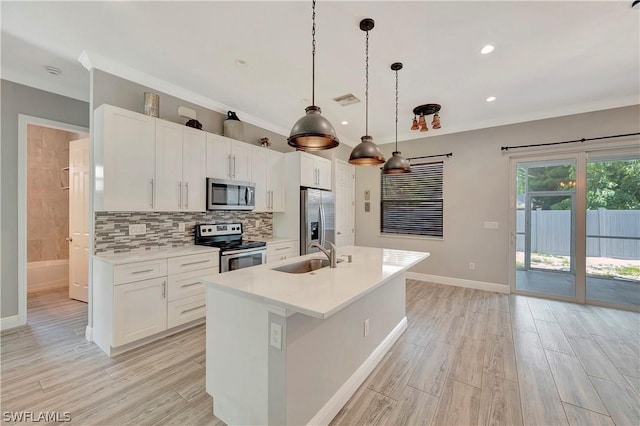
left=223, top=111, right=244, bottom=141
left=143, top=92, right=159, bottom=117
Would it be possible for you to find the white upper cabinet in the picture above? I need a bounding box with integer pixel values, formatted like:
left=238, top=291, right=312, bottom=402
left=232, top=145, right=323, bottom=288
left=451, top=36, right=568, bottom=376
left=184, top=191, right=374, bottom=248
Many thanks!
left=299, top=152, right=332, bottom=190
left=181, top=127, right=207, bottom=211
left=155, top=120, right=183, bottom=211
left=251, top=147, right=285, bottom=212
left=206, top=133, right=251, bottom=182
left=155, top=121, right=207, bottom=212
left=94, top=104, right=156, bottom=211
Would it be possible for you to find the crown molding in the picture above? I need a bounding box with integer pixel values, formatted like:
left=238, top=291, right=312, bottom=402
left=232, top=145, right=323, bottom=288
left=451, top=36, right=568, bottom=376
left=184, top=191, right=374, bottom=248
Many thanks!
left=78, top=50, right=290, bottom=137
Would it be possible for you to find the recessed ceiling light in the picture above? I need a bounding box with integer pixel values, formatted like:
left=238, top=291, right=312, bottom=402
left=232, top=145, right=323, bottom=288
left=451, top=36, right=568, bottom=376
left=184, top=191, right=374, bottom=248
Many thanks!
left=234, top=59, right=247, bottom=66
left=341, top=121, right=348, bottom=125
left=45, top=66, right=62, bottom=76
left=486, top=96, right=496, bottom=102
left=480, top=45, right=494, bottom=54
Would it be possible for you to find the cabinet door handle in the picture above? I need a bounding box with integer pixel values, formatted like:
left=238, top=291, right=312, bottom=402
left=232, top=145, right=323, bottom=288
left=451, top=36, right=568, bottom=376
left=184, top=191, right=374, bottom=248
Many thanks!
left=185, top=182, right=189, bottom=209
left=178, top=182, right=183, bottom=208
left=233, top=155, right=236, bottom=178
left=275, top=246, right=291, bottom=251
left=271, top=190, right=274, bottom=210
left=181, top=304, right=206, bottom=314
left=150, top=178, right=154, bottom=208
left=132, top=268, right=154, bottom=275
left=269, top=190, right=273, bottom=210
left=228, top=155, right=232, bottom=178
left=181, top=281, right=201, bottom=288
left=162, top=280, right=166, bottom=298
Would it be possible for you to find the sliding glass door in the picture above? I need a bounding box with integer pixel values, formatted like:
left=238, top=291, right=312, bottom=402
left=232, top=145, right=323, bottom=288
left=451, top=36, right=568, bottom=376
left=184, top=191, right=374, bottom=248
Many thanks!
left=512, top=150, right=639, bottom=309
left=585, top=155, right=640, bottom=308
left=515, top=159, right=577, bottom=300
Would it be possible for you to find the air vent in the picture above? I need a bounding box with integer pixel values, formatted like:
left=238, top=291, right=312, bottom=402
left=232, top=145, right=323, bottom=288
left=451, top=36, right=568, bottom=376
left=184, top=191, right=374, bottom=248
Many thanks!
left=333, top=93, right=361, bottom=106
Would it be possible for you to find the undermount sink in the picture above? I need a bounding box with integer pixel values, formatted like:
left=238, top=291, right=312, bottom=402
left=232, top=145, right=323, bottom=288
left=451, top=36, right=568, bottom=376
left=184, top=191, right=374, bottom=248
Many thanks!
left=272, top=257, right=343, bottom=274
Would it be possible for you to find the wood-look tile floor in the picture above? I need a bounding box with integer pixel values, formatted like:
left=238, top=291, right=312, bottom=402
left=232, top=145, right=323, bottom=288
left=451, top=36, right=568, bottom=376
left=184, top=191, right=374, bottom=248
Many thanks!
left=330, top=280, right=640, bottom=426
left=2, top=283, right=638, bottom=425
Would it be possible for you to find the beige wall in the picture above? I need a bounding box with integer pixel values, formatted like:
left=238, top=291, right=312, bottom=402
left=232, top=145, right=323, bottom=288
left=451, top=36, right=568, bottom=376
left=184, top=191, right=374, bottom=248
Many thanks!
left=27, top=125, right=81, bottom=262
left=355, top=105, right=640, bottom=289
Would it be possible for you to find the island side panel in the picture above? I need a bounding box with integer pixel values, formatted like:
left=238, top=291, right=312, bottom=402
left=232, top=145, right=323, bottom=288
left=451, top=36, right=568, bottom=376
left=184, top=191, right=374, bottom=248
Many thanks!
left=205, top=286, right=270, bottom=425
left=285, top=274, right=407, bottom=425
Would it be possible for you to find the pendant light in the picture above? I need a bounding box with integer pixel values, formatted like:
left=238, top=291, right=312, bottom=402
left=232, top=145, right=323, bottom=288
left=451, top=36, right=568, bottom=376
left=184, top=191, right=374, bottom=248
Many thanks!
left=382, top=63, right=410, bottom=174
left=288, top=0, right=339, bottom=151
left=349, top=18, right=385, bottom=165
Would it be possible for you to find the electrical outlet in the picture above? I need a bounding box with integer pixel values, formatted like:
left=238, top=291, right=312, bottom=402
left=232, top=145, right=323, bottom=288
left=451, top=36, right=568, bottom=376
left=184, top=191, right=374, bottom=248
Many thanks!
left=128, top=224, right=146, bottom=236
left=364, top=190, right=371, bottom=201
left=364, top=318, right=369, bottom=337
left=178, top=223, right=186, bottom=232
left=469, top=262, right=476, bottom=270
left=270, top=323, right=282, bottom=350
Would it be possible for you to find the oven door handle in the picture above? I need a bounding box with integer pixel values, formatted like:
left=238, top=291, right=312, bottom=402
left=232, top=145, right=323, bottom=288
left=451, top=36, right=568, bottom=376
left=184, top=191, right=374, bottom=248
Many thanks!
left=221, top=248, right=267, bottom=256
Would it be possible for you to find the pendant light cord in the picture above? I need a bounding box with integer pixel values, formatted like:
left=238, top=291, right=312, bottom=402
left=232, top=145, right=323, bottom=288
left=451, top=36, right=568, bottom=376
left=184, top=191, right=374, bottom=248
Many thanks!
left=395, top=68, right=399, bottom=151
left=311, top=0, right=316, bottom=106
left=365, top=29, right=369, bottom=135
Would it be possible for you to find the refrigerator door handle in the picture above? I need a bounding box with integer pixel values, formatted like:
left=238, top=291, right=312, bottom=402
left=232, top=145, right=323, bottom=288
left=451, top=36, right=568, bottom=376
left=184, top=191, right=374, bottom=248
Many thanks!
left=319, top=205, right=326, bottom=246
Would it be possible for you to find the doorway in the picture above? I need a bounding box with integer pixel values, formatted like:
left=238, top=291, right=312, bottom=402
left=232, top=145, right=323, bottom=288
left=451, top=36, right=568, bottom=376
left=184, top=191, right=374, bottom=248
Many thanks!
left=18, top=115, right=89, bottom=328
left=511, top=150, right=640, bottom=310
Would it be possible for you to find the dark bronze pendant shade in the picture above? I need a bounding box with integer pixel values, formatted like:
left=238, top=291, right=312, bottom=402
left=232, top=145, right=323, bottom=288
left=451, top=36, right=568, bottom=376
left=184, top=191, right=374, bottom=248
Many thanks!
left=382, top=62, right=410, bottom=174
left=382, top=151, right=411, bottom=174
left=288, top=0, right=339, bottom=151
left=349, top=136, right=385, bottom=165
left=349, top=18, right=385, bottom=166
left=288, top=106, right=339, bottom=151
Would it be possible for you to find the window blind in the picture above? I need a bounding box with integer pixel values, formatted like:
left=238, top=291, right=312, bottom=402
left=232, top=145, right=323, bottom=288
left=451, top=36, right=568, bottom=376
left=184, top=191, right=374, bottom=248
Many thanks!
left=380, top=161, right=443, bottom=237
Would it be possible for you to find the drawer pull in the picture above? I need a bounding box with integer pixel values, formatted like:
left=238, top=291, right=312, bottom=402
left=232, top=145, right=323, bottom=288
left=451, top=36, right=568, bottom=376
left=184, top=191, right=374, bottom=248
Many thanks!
left=275, top=247, right=292, bottom=251
left=181, top=305, right=206, bottom=314
left=132, top=268, right=155, bottom=274
left=180, top=260, right=210, bottom=267
left=181, top=281, right=202, bottom=288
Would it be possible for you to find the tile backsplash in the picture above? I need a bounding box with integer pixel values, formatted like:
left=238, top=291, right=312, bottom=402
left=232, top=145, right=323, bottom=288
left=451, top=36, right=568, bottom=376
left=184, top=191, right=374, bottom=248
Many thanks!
left=95, top=211, right=273, bottom=254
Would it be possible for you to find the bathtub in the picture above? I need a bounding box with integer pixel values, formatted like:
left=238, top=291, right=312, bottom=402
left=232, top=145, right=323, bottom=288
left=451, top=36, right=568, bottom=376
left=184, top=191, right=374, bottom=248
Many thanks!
left=27, top=259, right=69, bottom=293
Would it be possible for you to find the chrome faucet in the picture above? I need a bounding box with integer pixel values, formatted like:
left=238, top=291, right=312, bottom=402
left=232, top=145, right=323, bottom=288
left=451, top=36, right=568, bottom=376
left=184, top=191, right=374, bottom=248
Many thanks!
left=309, top=241, right=338, bottom=268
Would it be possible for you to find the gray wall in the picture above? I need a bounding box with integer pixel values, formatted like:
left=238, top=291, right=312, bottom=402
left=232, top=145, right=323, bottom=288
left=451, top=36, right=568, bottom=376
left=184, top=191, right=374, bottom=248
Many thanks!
left=355, top=105, right=640, bottom=288
left=92, top=69, right=351, bottom=161
left=1, top=79, right=89, bottom=318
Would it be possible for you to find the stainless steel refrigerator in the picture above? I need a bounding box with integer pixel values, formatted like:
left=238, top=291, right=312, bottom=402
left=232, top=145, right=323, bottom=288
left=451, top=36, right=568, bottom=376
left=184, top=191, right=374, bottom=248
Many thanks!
left=300, top=188, right=335, bottom=255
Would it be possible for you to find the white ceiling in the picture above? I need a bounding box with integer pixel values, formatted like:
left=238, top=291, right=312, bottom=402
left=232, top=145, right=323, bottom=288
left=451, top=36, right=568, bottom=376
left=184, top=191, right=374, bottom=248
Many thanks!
left=2, top=1, right=639, bottom=147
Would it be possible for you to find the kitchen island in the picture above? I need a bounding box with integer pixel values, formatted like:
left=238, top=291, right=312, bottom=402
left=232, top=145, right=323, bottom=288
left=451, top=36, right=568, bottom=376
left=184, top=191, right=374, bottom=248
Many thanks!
left=201, top=246, right=429, bottom=426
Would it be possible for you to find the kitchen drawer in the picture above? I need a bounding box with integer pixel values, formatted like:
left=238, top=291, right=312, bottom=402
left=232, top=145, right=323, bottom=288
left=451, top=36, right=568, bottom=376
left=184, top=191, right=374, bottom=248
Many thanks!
left=268, top=250, right=299, bottom=264
left=114, top=259, right=168, bottom=285
left=267, top=241, right=298, bottom=257
left=168, top=253, right=218, bottom=275
left=168, top=268, right=217, bottom=301
left=168, top=294, right=206, bottom=328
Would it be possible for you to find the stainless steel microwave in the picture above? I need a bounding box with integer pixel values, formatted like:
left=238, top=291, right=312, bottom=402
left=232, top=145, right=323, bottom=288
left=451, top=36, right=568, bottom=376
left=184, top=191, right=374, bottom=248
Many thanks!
left=206, top=178, right=255, bottom=210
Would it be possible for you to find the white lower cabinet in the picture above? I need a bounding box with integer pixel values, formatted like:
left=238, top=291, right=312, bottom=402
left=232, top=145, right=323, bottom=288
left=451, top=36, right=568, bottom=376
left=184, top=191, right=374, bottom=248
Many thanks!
left=267, top=240, right=299, bottom=264
left=113, top=277, right=167, bottom=347
left=94, top=250, right=218, bottom=356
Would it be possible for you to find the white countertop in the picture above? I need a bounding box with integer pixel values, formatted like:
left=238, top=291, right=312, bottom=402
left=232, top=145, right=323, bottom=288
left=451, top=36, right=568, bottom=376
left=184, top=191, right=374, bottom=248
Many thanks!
left=201, top=246, right=429, bottom=319
left=94, top=245, right=219, bottom=265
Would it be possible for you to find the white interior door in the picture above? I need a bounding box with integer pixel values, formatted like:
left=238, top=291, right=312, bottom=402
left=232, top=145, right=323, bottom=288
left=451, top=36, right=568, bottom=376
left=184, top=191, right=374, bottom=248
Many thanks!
left=69, top=138, right=89, bottom=302
left=334, top=160, right=355, bottom=247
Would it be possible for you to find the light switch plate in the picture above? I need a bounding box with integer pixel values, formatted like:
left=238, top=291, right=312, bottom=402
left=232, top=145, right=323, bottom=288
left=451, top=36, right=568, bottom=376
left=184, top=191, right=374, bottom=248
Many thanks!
left=365, top=202, right=370, bottom=212
left=178, top=223, right=186, bottom=232
left=364, top=190, right=371, bottom=201
left=128, top=224, right=147, bottom=236
left=484, top=221, right=499, bottom=229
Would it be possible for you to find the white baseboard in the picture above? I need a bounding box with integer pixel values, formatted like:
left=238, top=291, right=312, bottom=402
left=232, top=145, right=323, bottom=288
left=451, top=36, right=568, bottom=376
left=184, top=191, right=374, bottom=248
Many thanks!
left=85, top=326, right=94, bottom=342
left=1, top=315, right=23, bottom=331
left=406, top=272, right=510, bottom=294
left=307, top=316, right=408, bottom=426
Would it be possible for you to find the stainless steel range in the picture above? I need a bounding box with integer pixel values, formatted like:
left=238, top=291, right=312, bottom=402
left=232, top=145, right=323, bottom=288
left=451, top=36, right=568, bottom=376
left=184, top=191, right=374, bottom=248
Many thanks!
left=195, top=223, right=266, bottom=273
